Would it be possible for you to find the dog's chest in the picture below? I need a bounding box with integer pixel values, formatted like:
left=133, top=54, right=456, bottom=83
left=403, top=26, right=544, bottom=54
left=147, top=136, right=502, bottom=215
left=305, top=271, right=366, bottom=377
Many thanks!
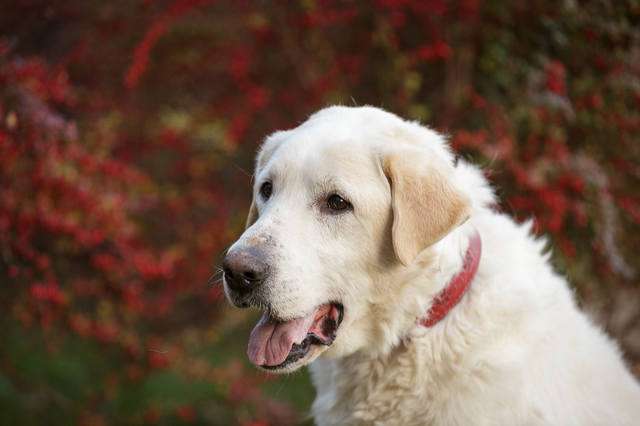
left=308, top=339, right=531, bottom=426
left=309, top=344, right=446, bottom=425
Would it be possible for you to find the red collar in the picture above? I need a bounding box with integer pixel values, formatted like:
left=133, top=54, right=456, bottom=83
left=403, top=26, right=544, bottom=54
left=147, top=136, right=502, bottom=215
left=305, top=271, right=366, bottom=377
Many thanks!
left=420, top=230, right=482, bottom=327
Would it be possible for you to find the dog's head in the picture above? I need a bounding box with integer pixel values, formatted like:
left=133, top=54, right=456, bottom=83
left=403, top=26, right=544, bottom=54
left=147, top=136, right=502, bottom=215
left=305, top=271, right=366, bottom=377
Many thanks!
left=222, top=106, right=470, bottom=373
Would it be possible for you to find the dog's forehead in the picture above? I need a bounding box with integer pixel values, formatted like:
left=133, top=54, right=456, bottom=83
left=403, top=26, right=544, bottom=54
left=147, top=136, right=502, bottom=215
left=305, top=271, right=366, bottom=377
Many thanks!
left=258, top=107, right=405, bottom=187
left=269, top=130, right=379, bottom=184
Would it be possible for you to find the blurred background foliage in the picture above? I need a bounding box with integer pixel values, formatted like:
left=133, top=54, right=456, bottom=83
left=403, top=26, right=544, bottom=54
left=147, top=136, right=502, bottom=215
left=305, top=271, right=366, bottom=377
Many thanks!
left=0, top=0, right=639, bottom=424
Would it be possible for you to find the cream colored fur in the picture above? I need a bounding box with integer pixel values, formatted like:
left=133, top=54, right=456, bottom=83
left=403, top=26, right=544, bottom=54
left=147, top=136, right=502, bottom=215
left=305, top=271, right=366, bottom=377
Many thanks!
left=227, top=106, right=640, bottom=425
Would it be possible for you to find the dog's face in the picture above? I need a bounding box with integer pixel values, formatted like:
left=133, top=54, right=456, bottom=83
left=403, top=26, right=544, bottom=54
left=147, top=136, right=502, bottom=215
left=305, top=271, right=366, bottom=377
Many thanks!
left=223, top=106, right=470, bottom=373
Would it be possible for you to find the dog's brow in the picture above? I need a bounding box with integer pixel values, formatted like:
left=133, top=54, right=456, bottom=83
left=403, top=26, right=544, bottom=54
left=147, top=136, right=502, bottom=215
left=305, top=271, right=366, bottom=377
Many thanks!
left=312, top=177, right=348, bottom=197
left=255, top=166, right=275, bottom=186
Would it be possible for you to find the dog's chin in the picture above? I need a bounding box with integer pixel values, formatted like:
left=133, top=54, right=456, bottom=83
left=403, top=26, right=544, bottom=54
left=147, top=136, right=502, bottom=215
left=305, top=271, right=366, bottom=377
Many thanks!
left=258, top=342, right=328, bottom=374
left=245, top=302, right=344, bottom=374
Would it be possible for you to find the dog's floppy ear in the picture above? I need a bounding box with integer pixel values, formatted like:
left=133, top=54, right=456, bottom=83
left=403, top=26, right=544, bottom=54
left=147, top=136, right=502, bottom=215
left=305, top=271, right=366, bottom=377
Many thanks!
left=383, top=147, right=471, bottom=265
left=245, top=131, right=288, bottom=229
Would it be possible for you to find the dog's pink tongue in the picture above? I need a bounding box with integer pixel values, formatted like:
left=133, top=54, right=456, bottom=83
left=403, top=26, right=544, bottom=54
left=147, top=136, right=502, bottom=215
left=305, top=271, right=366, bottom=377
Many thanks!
left=247, top=311, right=316, bottom=367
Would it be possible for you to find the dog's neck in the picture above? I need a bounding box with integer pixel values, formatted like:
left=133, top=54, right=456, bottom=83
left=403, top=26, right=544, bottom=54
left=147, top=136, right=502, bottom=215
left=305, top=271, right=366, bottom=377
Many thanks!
left=310, top=224, right=489, bottom=422
left=418, top=229, right=481, bottom=327
left=340, top=223, right=483, bottom=359
left=310, top=225, right=490, bottom=420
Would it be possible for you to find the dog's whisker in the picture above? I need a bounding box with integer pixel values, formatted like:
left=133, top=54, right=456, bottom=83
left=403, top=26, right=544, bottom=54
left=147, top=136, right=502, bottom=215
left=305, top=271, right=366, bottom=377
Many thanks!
left=232, top=162, right=252, bottom=178
left=206, top=269, right=224, bottom=287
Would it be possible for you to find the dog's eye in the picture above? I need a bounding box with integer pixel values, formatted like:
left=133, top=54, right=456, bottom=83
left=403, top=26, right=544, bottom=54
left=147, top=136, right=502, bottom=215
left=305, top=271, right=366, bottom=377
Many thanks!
left=327, top=194, right=351, bottom=212
left=260, top=181, right=273, bottom=200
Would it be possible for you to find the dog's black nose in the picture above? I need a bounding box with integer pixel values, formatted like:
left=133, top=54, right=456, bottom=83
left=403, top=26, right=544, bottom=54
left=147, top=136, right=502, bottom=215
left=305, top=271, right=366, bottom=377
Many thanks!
left=222, top=247, right=268, bottom=297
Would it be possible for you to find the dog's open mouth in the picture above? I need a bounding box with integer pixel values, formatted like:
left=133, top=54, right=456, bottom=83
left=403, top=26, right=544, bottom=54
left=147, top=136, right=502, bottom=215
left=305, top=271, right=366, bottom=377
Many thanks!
left=247, top=303, right=343, bottom=370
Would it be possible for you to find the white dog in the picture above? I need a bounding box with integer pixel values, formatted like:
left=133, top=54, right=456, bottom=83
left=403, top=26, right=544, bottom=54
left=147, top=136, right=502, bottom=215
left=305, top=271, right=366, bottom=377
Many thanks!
left=222, top=106, right=640, bottom=425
